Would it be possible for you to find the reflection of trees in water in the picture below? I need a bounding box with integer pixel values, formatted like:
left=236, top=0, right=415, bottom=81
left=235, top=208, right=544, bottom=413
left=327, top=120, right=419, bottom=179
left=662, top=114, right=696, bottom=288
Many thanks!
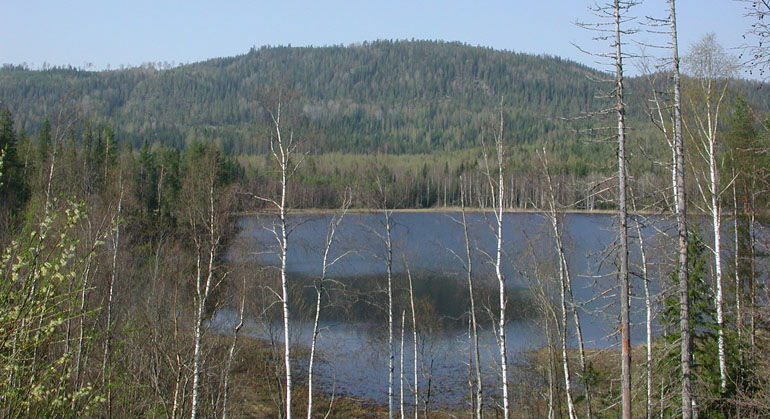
left=229, top=213, right=699, bottom=407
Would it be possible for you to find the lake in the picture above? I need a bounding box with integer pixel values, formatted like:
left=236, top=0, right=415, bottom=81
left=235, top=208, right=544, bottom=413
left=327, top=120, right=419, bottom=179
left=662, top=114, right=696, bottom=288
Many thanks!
left=219, top=211, right=681, bottom=408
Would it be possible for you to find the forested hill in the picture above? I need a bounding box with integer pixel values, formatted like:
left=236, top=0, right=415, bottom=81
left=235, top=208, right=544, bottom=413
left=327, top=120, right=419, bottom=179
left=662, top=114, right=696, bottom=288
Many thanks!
left=0, top=40, right=765, bottom=154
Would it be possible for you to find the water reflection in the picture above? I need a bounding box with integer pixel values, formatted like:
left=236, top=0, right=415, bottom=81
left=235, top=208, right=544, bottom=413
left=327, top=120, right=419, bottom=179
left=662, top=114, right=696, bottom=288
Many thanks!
left=225, top=211, right=677, bottom=406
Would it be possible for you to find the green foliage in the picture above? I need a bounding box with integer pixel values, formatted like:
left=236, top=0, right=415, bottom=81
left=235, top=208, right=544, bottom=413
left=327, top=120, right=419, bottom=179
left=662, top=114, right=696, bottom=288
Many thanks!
left=0, top=202, right=103, bottom=416
left=0, top=108, right=29, bottom=217
left=657, top=232, right=745, bottom=416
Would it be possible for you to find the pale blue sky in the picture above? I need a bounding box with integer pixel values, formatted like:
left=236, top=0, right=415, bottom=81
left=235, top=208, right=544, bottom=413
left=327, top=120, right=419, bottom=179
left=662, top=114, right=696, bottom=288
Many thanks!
left=0, top=1, right=753, bottom=75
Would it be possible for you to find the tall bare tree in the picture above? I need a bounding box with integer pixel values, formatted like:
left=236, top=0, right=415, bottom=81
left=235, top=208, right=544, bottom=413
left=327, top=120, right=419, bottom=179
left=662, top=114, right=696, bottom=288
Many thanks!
left=668, top=2, right=694, bottom=416
left=185, top=147, right=232, bottom=419
left=459, top=180, right=483, bottom=418
left=255, top=96, right=305, bottom=419
left=307, top=194, right=351, bottom=419
left=576, top=2, right=636, bottom=415
left=612, top=3, right=632, bottom=416
left=102, top=173, right=124, bottom=416
left=538, top=147, right=592, bottom=418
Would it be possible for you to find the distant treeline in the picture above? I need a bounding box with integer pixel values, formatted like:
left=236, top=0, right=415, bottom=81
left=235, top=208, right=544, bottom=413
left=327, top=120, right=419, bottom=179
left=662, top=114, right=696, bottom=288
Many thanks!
left=1, top=40, right=767, bottom=156
left=0, top=94, right=766, bottom=216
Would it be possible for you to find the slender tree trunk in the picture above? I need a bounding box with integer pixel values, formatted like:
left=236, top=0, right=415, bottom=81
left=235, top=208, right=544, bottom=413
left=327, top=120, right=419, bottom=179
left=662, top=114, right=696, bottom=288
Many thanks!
left=633, top=209, right=653, bottom=419
left=385, top=210, right=395, bottom=419
left=222, top=277, right=246, bottom=419
left=557, top=245, right=577, bottom=419
left=669, top=1, right=693, bottom=416
left=732, top=181, right=742, bottom=343
left=546, top=319, right=556, bottom=419
left=171, top=286, right=183, bottom=419
left=192, top=179, right=217, bottom=419
left=280, top=175, right=292, bottom=419
left=748, top=192, right=756, bottom=358
left=461, top=182, right=483, bottom=418
left=708, top=135, right=727, bottom=392
left=487, top=112, right=509, bottom=419
left=405, top=268, right=418, bottom=419
left=399, top=311, right=406, bottom=419
left=74, top=250, right=94, bottom=387
left=102, top=179, right=124, bottom=417
left=44, top=140, right=57, bottom=216
left=307, top=202, right=347, bottom=419
left=306, top=284, right=322, bottom=419
left=542, top=152, right=593, bottom=418
left=613, top=3, right=632, bottom=417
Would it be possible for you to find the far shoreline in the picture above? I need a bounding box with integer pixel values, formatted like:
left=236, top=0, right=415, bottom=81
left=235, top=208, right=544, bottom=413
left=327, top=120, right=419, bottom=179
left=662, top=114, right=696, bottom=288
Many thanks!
left=236, top=207, right=669, bottom=216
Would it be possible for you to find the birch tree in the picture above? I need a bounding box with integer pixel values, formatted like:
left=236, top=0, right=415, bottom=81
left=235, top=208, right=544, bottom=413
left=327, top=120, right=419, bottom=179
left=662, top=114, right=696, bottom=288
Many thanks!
left=257, top=96, right=305, bottom=419
left=307, top=193, right=351, bottom=419
left=182, top=145, right=233, bottom=419
left=362, top=173, right=397, bottom=418
left=480, top=108, right=509, bottom=418
left=102, top=172, right=124, bottom=416
left=631, top=193, right=654, bottom=419
left=683, top=33, right=735, bottom=392
left=538, top=148, right=591, bottom=418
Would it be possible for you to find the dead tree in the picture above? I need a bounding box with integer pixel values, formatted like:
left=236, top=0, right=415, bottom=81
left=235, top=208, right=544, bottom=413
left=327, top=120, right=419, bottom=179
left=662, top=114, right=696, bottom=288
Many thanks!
left=613, top=3, right=632, bottom=415
left=575, top=2, right=637, bottom=416
left=668, top=1, right=694, bottom=416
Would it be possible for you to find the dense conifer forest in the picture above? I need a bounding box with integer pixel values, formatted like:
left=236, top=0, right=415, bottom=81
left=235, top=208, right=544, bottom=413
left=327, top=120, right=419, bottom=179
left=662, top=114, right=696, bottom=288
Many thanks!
left=1, top=40, right=766, bottom=155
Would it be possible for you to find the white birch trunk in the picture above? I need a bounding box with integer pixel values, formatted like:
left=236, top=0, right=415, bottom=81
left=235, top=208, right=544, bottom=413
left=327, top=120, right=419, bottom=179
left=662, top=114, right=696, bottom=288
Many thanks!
left=633, top=210, right=653, bottom=419
left=308, top=201, right=348, bottom=419
left=191, top=176, right=217, bottom=419
left=280, top=167, right=292, bottom=419
left=492, top=114, right=509, bottom=419
left=557, top=250, right=577, bottom=419
left=385, top=210, right=395, bottom=419
left=709, top=133, right=727, bottom=391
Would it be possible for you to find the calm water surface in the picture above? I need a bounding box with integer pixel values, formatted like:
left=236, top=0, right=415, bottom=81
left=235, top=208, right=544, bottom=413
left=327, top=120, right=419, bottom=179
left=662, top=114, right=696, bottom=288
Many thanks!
left=219, top=211, right=677, bottom=407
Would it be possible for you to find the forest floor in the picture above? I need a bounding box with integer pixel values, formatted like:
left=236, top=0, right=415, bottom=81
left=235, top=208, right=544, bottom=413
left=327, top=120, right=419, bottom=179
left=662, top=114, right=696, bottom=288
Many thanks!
left=225, top=336, right=501, bottom=418
left=223, top=334, right=658, bottom=418
left=224, top=336, right=383, bottom=418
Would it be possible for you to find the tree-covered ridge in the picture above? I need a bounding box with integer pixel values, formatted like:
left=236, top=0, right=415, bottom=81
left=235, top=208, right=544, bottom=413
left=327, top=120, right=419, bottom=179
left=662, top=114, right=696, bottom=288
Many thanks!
left=1, top=40, right=764, bottom=154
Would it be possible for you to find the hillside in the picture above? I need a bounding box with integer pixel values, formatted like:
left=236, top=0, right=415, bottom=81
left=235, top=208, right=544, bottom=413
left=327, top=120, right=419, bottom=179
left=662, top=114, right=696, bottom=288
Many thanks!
left=0, top=40, right=766, bottom=154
